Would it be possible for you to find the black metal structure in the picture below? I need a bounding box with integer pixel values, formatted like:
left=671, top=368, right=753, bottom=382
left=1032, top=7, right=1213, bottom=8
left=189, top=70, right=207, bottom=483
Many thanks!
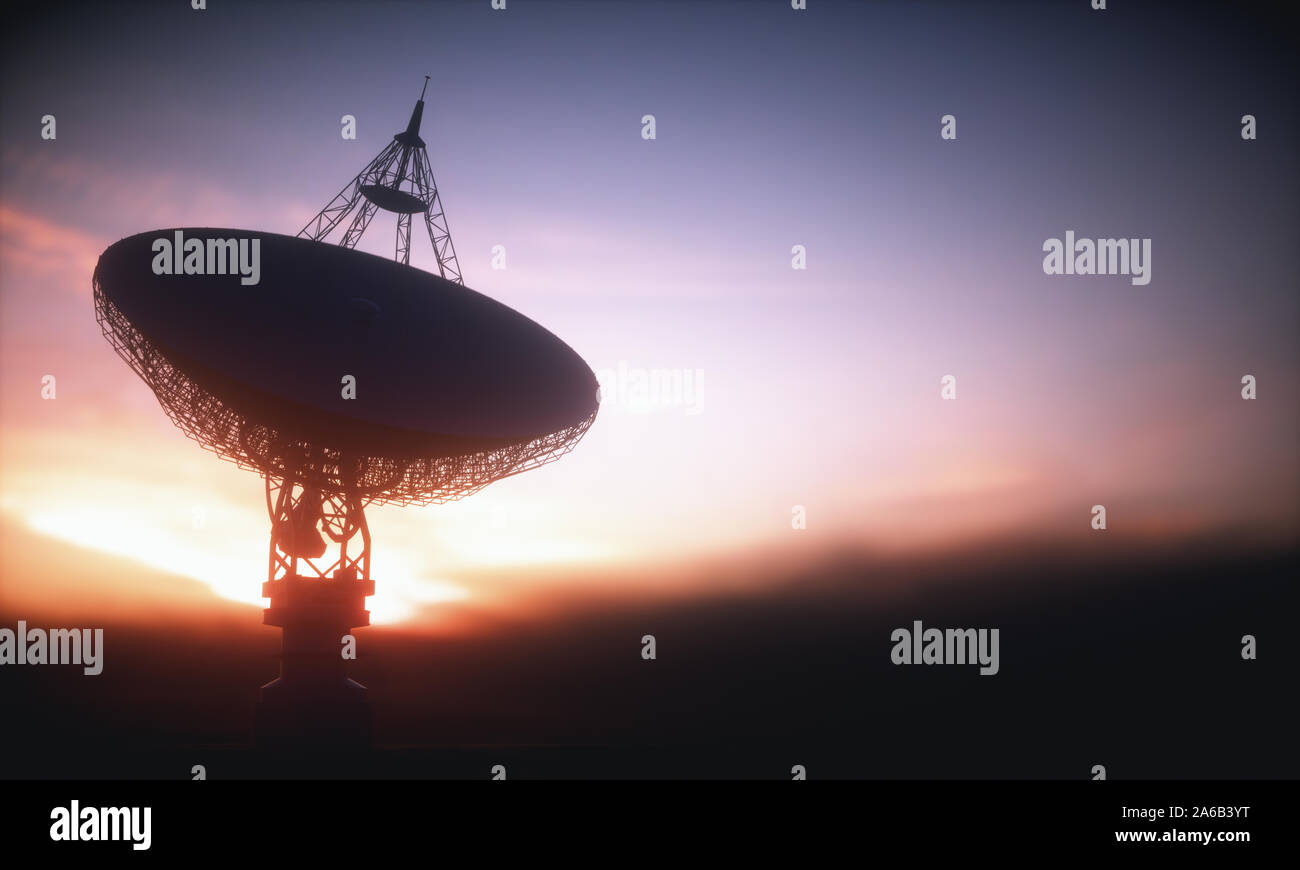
left=91, top=81, right=598, bottom=749
left=299, top=77, right=462, bottom=282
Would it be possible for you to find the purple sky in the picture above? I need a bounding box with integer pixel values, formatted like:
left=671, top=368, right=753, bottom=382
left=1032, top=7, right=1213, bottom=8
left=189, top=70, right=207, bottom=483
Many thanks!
left=2, top=0, right=1296, bottom=622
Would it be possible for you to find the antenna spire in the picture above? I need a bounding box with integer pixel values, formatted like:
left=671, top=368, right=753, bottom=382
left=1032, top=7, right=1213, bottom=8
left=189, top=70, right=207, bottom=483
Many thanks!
left=296, top=82, right=462, bottom=284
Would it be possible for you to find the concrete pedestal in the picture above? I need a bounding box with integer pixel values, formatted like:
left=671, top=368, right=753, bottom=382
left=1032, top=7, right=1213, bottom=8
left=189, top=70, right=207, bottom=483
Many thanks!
left=254, top=572, right=374, bottom=749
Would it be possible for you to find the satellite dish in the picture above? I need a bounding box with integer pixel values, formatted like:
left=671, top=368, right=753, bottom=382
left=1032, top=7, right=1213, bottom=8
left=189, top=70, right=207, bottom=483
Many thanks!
left=93, top=229, right=599, bottom=506
left=91, top=81, right=599, bottom=749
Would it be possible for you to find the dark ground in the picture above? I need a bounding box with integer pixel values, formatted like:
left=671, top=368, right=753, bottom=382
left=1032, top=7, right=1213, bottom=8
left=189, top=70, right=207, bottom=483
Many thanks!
left=2, top=535, right=1296, bottom=780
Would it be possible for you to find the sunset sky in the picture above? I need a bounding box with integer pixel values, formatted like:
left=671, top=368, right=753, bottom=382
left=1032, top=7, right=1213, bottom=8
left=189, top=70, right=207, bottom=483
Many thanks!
left=1, top=0, right=1296, bottom=628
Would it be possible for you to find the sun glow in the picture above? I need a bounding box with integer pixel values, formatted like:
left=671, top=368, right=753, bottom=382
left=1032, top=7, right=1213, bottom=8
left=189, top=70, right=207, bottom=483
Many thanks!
left=24, top=506, right=264, bottom=607
left=16, top=504, right=468, bottom=625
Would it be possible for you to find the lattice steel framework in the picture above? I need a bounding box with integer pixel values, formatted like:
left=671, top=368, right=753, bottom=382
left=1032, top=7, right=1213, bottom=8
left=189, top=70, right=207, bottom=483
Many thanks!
left=92, top=281, right=596, bottom=508
left=298, top=77, right=462, bottom=283
left=94, top=82, right=599, bottom=748
left=267, top=478, right=371, bottom=583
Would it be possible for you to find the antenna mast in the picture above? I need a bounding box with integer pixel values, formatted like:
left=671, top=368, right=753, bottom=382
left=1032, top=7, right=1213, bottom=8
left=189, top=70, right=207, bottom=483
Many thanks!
left=299, top=77, right=463, bottom=284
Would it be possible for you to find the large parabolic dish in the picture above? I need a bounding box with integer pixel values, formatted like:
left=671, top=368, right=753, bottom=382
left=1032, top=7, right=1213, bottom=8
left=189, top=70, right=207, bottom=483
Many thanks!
left=92, top=228, right=599, bottom=506
left=91, top=82, right=599, bottom=750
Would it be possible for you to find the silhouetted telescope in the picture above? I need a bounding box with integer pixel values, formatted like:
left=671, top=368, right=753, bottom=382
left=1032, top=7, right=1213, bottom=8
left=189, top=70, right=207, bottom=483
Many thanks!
left=92, top=80, right=598, bottom=749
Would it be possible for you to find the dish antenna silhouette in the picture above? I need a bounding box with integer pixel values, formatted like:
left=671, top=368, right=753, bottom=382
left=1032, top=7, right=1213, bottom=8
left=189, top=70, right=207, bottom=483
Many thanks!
left=92, top=79, right=599, bottom=748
